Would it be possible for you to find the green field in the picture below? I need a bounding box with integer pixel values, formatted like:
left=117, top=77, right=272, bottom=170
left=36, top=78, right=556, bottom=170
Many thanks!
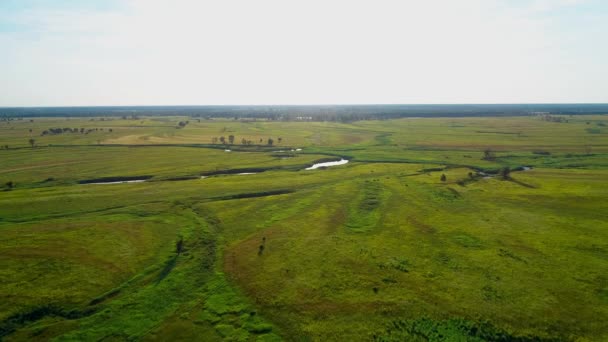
left=1, top=115, right=607, bottom=341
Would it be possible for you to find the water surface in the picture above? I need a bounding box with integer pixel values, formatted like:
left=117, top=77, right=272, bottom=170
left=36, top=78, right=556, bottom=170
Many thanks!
left=305, top=159, right=349, bottom=170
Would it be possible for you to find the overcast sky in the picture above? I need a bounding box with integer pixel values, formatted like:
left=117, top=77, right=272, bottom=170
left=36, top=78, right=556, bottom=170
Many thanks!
left=1, top=0, right=607, bottom=106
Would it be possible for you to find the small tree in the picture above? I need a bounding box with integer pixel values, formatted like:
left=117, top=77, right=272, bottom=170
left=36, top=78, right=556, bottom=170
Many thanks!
left=219, top=136, right=226, bottom=144
left=5, top=181, right=14, bottom=189
left=482, top=148, right=495, bottom=161
left=267, top=138, right=274, bottom=146
left=278, top=137, right=282, bottom=143
left=440, top=174, right=447, bottom=182
left=241, top=138, right=247, bottom=145
left=176, top=237, right=184, bottom=254
left=28, top=138, right=35, bottom=148
left=500, top=166, right=511, bottom=180
left=258, top=236, right=266, bottom=256
left=228, top=135, right=235, bottom=144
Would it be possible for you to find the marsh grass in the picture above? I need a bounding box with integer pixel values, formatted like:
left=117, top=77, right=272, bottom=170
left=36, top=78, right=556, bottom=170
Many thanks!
left=1, top=115, right=607, bottom=340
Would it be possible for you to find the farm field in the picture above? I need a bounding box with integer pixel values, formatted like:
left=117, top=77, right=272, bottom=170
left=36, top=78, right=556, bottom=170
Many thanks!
left=1, top=115, right=607, bottom=341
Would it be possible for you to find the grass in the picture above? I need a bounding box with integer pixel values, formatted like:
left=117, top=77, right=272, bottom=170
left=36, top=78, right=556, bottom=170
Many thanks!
left=0, top=145, right=329, bottom=187
left=0, top=114, right=607, bottom=341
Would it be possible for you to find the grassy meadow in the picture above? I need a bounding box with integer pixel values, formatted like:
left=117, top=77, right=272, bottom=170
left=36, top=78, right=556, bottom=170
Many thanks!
left=1, top=115, right=607, bottom=341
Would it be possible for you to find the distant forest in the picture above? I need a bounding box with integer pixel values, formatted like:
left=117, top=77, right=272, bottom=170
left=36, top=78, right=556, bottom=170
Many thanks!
left=1, top=104, right=607, bottom=121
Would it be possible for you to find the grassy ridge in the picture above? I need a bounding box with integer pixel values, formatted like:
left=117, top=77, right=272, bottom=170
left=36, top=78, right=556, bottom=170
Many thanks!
left=222, top=166, right=608, bottom=340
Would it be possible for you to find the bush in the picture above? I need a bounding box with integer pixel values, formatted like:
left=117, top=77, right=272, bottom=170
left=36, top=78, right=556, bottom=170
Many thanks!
left=372, top=317, right=557, bottom=342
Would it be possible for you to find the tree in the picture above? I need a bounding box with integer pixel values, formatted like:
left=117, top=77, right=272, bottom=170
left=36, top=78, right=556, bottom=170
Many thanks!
left=258, top=236, right=266, bottom=255
left=211, top=137, right=218, bottom=144
left=28, top=138, right=35, bottom=148
left=267, top=138, right=274, bottom=146
left=482, top=148, right=495, bottom=161
left=241, top=138, right=247, bottom=145
left=500, top=166, right=511, bottom=180
left=5, top=181, right=14, bottom=189
left=219, top=136, right=226, bottom=144
left=278, top=137, right=282, bottom=143
left=176, top=237, right=184, bottom=254
left=440, top=174, right=447, bottom=182
left=228, top=135, right=235, bottom=144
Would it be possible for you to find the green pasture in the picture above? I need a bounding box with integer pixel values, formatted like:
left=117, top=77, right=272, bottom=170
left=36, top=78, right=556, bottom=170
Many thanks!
left=0, top=115, right=607, bottom=341
left=0, top=145, right=329, bottom=186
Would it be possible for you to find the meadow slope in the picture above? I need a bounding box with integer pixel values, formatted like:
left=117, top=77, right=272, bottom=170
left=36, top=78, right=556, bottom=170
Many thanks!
left=0, top=115, right=607, bottom=341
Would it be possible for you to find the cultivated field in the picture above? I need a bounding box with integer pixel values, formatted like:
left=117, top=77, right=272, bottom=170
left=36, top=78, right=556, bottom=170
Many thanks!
left=1, top=115, right=607, bottom=341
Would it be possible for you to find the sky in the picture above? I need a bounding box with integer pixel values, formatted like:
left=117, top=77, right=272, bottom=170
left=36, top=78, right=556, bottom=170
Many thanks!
left=1, top=0, right=607, bottom=106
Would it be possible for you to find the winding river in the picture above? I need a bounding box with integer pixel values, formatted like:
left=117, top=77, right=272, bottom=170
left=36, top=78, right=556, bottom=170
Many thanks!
left=88, top=179, right=148, bottom=185
left=84, top=156, right=350, bottom=184
left=305, top=159, right=349, bottom=170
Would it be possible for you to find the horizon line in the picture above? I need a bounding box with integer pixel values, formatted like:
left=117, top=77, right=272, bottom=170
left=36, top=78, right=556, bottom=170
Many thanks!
left=3, top=102, right=608, bottom=109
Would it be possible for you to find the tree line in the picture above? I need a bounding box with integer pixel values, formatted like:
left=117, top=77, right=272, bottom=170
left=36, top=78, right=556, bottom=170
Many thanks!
left=4, top=104, right=607, bottom=122
left=41, top=127, right=113, bottom=135
left=210, top=135, right=282, bottom=146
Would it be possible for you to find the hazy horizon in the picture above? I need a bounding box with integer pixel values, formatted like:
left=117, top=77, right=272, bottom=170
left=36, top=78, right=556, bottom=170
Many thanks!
left=3, top=102, right=608, bottom=109
left=2, top=0, right=608, bottom=106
